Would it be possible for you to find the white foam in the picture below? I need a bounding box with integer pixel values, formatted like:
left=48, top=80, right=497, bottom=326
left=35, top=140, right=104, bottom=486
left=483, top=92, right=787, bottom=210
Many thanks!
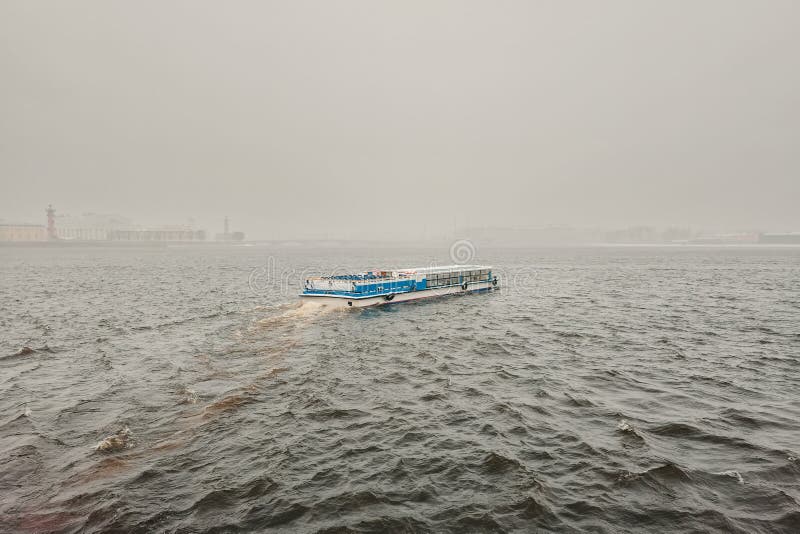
left=94, top=426, right=132, bottom=452
left=617, top=419, right=634, bottom=432
left=715, top=470, right=744, bottom=484
left=182, top=388, right=198, bottom=404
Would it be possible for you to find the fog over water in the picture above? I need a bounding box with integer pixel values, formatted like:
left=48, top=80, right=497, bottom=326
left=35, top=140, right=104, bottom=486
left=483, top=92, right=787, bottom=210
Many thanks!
left=2, top=1, right=799, bottom=239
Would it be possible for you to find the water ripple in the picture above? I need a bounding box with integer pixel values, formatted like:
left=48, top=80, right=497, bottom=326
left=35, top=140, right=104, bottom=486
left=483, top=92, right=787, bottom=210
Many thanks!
left=1, top=245, right=799, bottom=533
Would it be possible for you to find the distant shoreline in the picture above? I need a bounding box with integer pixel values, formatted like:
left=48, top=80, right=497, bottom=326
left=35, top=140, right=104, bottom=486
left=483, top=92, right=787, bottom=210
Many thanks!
left=1, top=241, right=799, bottom=249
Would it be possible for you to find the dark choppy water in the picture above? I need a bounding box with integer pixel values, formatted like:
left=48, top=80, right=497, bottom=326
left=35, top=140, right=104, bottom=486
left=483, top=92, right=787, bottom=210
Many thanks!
left=1, top=244, right=799, bottom=533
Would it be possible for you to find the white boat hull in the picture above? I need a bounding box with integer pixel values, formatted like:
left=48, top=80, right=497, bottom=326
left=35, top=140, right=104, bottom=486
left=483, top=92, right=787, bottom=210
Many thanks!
left=300, top=280, right=497, bottom=308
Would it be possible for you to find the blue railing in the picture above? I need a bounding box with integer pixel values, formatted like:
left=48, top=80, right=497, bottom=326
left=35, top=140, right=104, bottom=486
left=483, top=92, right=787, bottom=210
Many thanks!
left=303, top=271, right=494, bottom=298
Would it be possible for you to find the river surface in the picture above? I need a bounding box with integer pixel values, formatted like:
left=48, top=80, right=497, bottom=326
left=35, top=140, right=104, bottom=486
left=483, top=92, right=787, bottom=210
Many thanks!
left=1, top=244, right=799, bottom=533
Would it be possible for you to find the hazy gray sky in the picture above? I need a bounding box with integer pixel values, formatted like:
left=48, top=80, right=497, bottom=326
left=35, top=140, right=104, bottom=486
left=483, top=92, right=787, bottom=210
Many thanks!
left=2, top=1, right=798, bottom=239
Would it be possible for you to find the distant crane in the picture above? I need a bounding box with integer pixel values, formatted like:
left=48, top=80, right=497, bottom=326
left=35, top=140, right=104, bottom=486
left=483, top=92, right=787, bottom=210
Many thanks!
left=215, top=216, right=244, bottom=242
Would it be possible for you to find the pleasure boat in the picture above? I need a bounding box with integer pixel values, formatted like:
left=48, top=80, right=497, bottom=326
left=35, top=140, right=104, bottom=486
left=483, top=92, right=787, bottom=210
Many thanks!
left=301, top=265, right=498, bottom=308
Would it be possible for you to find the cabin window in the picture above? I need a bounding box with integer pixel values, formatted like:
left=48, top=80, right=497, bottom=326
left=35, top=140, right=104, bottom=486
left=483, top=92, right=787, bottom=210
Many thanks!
left=428, top=272, right=454, bottom=288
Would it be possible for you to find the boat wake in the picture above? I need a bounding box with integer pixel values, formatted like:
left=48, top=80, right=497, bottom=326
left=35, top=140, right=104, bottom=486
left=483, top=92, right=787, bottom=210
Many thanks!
left=68, top=300, right=331, bottom=491
left=256, top=300, right=336, bottom=329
